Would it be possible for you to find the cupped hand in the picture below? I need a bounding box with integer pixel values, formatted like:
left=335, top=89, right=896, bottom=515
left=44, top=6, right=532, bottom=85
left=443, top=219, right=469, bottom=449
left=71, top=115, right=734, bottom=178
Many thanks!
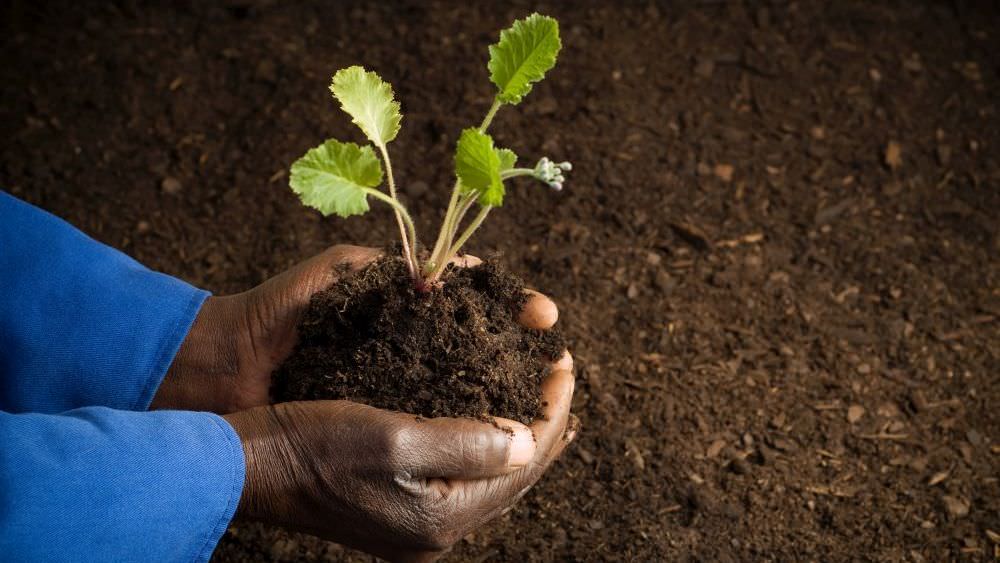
left=224, top=353, right=575, bottom=562
left=155, top=245, right=578, bottom=559
left=222, top=273, right=575, bottom=561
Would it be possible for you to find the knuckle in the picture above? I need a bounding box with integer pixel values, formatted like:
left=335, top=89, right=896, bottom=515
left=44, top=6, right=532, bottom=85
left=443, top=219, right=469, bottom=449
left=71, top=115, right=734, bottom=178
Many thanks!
left=381, top=423, right=418, bottom=462
left=460, top=431, right=493, bottom=468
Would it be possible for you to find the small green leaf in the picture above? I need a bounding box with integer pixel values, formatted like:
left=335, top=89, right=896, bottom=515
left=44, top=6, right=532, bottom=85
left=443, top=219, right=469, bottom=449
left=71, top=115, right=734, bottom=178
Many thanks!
left=488, top=14, right=561, bottom=105
left=496, top=147, right=518, bottom=172
left=455, top=128, right=504, bottom=206
left=330, top=66, right=402, bottom=146
left=289, top=140, right=383, bottom=217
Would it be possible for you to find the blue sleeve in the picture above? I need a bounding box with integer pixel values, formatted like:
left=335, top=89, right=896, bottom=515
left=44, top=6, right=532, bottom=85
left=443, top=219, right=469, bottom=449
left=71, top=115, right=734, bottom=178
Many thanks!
left=0, top=191, right=209, bottom=413
left=0, top=407, right=245, bottom=563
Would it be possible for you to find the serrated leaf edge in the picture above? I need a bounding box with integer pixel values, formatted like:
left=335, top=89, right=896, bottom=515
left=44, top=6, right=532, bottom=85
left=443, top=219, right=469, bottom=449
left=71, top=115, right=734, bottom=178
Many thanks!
left=488, top=13, right=561, bottom=105
left=330, top=66, right=402, bottom=146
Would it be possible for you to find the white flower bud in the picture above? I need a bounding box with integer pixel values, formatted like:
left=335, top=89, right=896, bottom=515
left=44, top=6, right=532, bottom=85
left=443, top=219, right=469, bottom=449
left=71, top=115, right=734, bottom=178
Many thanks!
left=531, top=156, right=571, bottom=191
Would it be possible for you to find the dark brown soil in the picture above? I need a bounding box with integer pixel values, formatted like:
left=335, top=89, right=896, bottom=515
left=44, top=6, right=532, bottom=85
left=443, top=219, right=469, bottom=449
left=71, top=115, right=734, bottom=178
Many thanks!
left=272, top=256, right=564, bottom=424
left=3, top=1, right=999, bottom=561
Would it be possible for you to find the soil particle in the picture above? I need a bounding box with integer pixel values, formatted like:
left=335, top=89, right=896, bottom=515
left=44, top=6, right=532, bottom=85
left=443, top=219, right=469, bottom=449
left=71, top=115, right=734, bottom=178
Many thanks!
left=160, top=177, right=182, bottom=195
left=942, top=495, right=970, bottom=518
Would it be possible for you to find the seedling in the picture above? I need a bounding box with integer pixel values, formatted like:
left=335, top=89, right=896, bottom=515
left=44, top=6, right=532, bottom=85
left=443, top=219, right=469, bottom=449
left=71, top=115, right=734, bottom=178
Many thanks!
left=289, top=13, right=570, bottom=291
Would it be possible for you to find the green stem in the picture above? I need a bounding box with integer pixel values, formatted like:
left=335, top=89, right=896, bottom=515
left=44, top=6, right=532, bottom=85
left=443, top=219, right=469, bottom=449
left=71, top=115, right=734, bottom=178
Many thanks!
left=479, top=97, right=502, bottom=131
left=428, top=205, right=492, bottom=281
left=377, top=145, right=417, bottom=276
left=433, top=191, right=477, bottom=271
left=363, top=187, right=418, bottom=274
left=446, top=206, right=492, bottom=265
left=447, top=193, right=478, bottom=245
left=425, top=96, right=504, bottom=278
left=427, top=183, right=461, bottom=271
left=501, top=168, right=536, bottom=180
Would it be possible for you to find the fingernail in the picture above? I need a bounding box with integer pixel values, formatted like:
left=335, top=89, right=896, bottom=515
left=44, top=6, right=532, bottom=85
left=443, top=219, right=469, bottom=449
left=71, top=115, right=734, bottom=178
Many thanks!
left=518, top=291, right=558, bottom=329
left=456, top=254, right=483, bottom=267
left=552, top=350, right=573, bottom=371
left=508, top=426, right=536, bottom=467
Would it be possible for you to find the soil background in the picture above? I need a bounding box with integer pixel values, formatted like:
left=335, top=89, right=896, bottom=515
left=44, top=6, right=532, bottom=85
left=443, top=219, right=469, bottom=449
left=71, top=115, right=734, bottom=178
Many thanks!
left=2, top=1, right=998, bottom=561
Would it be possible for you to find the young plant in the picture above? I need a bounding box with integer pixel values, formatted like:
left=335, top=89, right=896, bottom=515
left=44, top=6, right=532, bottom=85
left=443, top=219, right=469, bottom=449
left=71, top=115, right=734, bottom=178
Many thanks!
left=289, top=13, right=571, bottom=290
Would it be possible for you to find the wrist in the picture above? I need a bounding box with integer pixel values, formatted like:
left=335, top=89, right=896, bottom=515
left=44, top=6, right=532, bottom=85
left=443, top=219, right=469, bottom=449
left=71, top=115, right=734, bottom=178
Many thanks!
left=224, top=405, right=301, bottom=525
left=152, top=295, right=244, bottom=412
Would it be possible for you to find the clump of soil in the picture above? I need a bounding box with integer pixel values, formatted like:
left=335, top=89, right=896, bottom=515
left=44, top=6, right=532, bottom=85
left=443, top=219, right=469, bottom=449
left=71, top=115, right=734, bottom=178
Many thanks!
left=271, top=256, right=565, bottom=424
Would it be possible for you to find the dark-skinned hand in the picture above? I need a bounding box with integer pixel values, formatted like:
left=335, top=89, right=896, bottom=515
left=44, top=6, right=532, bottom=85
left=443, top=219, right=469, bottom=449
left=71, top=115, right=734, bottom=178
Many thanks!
left=152, top=245, right=381, bottom=413
left=225, top=350, right=574, bottom=561
left=153, top=245, right=577, bottom=561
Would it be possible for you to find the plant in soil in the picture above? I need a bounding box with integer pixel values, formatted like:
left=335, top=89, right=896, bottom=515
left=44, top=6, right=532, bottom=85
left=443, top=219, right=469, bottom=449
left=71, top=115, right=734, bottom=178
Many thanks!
left=272, top=14, right=570, bottom=423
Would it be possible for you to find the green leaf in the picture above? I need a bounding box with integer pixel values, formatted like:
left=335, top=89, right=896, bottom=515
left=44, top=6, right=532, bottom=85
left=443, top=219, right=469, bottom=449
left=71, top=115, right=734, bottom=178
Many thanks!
left=289, top=140, right=383, bottom=217
left=330, top=66, right=402, bottom=146
left=496, top=147, right=518, bottom=172
left=455, top=128, right=504, bottom=206
left=488, top=14, right=561, bottom=105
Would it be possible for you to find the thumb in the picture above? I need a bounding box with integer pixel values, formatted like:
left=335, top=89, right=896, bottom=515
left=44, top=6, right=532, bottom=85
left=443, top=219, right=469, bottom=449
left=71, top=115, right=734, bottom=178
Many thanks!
left=244, top=245, right=380, bottom=343
left=278, top=245, right=381, bottom=307
left=404, top=416, right=535, bottom=480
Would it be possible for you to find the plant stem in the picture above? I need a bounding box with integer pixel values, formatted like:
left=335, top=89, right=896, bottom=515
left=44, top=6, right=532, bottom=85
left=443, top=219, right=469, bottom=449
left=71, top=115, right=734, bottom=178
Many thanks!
left=425, top=96, right=505, bottom=278
left=501, top=168, right=536, bottom=180
left=447, top=193, right=478, bottom=245
left=436, top=169, right=526, bottom=266
left=363, top=188, right=418, bottom=274
left=479, top=97, right=502, bottom=132
left=425, top=193, right=476, bottom=280
left=435, top=171, right=532, bottom=268
left=427, top=183, right=461, bottom=270
left=376, top=145, right=417, bottom=277
left=428, top=205, right=492, bottom=281
left=432, top=191, right=477, bottom=272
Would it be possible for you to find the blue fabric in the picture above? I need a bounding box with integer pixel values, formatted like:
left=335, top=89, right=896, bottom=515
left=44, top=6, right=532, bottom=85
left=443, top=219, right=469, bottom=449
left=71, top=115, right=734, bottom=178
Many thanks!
left=0, top=192, right=245, bottom=562
left=0, top=408, right=244, bottom=562
left=0, top=191, right=208, bottom=414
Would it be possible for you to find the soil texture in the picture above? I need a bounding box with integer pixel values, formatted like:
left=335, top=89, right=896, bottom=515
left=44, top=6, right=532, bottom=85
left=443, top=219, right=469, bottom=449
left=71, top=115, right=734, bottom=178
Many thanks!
left=2, top=0, right=998, bottom=561
left=272, top=256, right=564, bottom=424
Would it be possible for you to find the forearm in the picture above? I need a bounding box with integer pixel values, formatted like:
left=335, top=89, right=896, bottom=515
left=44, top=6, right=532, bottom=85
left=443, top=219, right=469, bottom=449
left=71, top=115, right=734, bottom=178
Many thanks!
left=150, top=295, right=245, bottom=413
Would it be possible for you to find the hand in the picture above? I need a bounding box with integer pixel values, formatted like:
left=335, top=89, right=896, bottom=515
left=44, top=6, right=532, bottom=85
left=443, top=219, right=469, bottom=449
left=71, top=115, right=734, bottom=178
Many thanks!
left=158, top=243, right=575, bottom=560
left=224, top=353, right=576, bottom=562
left=152, top=245, right=381, bottom=413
